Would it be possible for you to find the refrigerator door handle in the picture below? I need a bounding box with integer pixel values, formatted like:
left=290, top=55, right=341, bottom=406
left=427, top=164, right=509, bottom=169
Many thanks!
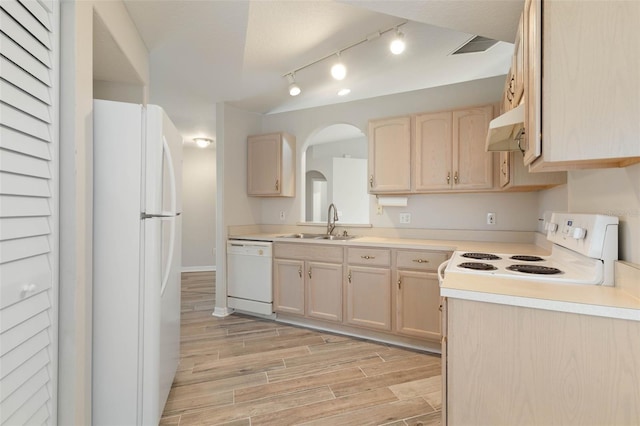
left=160, top=136, right=178, bottom=296
left=141, top=212, right=181, bottom=219
left=163, top=136, right=177, bottom=214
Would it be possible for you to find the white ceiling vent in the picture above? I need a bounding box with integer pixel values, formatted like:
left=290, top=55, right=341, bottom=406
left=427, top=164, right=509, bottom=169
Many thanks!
left=451, top=36, right=499, bottom=55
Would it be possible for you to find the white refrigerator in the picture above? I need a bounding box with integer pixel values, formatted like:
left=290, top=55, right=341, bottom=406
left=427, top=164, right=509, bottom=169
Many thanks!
left=92, top=99, right=182, bottom=425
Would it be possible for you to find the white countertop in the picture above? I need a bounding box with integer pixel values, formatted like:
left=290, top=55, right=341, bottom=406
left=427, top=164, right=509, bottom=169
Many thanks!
left=230, top=233, right=640, bottom=322
left=228, top=233, right=550, bottom=255
left=441, top=267, right=640, bottom=322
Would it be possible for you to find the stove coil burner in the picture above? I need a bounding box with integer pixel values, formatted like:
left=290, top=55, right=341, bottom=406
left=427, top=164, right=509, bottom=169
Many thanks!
left=510, top=255, right=545, bottom=262
left=458, top=262, right=498, bottom=271
left=461, top=252, right=502, bottom=261
left=507, top=264, right=563, bottom=275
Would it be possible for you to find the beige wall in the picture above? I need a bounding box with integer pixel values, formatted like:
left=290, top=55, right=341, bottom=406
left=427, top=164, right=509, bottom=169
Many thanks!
left=567, top=164, right=640, bottom=264
left=59, top=1, right=148, bottom=423
left=182, top=145, right=217, bottom=270
left=214, top=103, right=262, bottom=315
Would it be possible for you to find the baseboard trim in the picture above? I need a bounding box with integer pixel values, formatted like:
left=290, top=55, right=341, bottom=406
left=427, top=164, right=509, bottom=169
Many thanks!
left=182, top=266, right=217, bottom=273
left=212, top=306, right=234, bottom=317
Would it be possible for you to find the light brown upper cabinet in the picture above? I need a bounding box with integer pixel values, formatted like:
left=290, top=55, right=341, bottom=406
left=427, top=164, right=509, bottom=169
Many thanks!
left=523, top=0, right=640, bottom=170
left=414, top=111, right=452, bottom=191
left=247, top=132, right=295, bottom=197
left=368, top=116, right=411, bottom=193
left=415, top=106, right=494, bottom=191
left=370, top=105, right=494, bottom=194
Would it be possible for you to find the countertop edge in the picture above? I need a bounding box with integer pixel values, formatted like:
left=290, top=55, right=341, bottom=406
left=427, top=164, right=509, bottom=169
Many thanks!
left=440, top=287, right=640, bottom=322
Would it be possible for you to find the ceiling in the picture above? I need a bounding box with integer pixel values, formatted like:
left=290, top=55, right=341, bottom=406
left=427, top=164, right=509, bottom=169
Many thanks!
left=102, top=0, right=524, bottom=143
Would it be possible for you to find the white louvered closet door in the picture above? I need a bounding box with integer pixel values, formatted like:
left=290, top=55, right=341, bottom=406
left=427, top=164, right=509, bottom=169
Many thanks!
left=0, top=0, right=59, bottom=425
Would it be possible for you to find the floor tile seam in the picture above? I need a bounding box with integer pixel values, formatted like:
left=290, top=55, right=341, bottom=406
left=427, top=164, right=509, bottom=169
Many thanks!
left=291, top=389, right=402, bottom=426
left=422, top=395, right=439, bottom=413
left=235, top=369, right=366, bottom=406
left=234, top=384, right=336, bottom=411
left=198, top=349, right=305, bottom=369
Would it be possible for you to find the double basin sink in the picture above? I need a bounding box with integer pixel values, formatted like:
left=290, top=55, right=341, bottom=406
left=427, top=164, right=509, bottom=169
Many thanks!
left=278, top=233, right=357, bottom=241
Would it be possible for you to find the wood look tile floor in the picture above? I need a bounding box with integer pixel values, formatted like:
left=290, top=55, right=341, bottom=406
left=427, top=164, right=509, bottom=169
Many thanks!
left=161, top=271, right=442, bottom=426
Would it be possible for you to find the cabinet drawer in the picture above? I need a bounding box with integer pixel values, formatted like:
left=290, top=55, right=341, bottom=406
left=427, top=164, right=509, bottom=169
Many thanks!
left=347, top=247, right=391, bottom=267
left=396, top=250, right=450, bottom=271
left=274, top=243, right=343, bottom=263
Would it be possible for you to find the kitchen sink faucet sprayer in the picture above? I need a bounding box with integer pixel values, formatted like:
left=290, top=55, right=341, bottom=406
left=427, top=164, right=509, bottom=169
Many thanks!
left=327, top=203, right=339, bottom=235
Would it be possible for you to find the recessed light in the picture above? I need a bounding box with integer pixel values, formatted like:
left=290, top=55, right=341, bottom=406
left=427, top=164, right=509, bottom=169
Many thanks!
left=337, top=88, right=351, bottom=96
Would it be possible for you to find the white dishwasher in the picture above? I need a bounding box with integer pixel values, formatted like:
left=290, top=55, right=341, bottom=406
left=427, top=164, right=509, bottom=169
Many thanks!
left=227, top=240, right=273, bottom=316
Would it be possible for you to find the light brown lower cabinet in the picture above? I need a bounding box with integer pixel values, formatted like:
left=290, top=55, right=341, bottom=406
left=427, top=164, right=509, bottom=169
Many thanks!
left=345, top=265, right=392, bottom=331
left=273, top=243, right=343, bottom=322
left=306, top=261, right=343, bottom=322
left=395, top=270, right=441, bottom=340
left=394, top=249, right=449, bottom=341
left=274, top=243, right=451, bottom=347
left=444, top=298, right=640, bottom=425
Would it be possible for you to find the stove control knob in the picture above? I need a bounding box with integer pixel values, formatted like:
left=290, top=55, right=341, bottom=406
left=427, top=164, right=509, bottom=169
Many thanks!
left=546, top=222, right=558, bottom=233
left=572, top=227, right=587, bottom=240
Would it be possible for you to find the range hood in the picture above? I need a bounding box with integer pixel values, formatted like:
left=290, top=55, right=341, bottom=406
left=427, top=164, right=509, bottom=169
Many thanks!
left=485, top=103, right=525, bottom=152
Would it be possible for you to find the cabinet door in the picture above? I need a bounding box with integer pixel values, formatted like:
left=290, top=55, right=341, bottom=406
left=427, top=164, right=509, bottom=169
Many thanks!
left=523, top=0, right=541, bottom=166
left=414, top=112, right=453, bottom=191
left=273, top=259, right=305, bottom=315
left=306, top=261, right=343, bottom=322
left=345, top=266, right=391, bottom=331
left=247, top=133, right=296, bottom=197
left=395, top=270, right=441, bottom=340
left=513, top=12, right=525, bottom=106
left=368, top=116, right=411, bottom=193
left=452, top=106, right=494, bottom=190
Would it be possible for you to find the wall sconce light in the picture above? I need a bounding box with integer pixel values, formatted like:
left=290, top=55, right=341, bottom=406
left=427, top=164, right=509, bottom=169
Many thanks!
left=390, top=28, right=406, bottom=55
left=193, top=138, right=213, bottom=148
left=287, top=73, right=301, bottom=96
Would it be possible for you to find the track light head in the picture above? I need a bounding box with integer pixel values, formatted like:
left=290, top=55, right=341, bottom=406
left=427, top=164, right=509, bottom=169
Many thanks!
left=390, top=29, right=406, bottom=55
left=287, top=74, right=301, bottom=96
left=330, top=53, right=347, bottom=80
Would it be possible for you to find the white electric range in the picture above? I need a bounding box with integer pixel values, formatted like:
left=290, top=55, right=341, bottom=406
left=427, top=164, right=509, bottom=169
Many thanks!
left=441, top=212, right=619, bottom=286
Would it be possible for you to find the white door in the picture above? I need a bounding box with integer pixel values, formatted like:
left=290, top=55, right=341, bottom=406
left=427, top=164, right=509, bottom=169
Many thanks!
left=0, top=0, right=59, bottom=424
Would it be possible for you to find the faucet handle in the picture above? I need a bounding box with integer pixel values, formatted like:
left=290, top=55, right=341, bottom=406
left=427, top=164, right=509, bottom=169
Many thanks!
left=342, top=230, right=348, bottom=237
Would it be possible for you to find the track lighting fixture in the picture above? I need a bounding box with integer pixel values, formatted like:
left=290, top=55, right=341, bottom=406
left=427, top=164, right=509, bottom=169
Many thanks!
left=282, top=20, right=407, bottom=96
left=287, top=73, right=301, bottom=96
left=330, top=53, right=347, bottom=80
left=390, top=28, right=406, bottom=55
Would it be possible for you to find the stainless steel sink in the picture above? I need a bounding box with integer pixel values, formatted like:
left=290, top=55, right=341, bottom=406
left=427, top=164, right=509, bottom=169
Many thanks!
left=278, top=233, right=357, bottom=241
left=278, top=233, right=326, bottom=239
left=314, top=235, right=357, bottom=240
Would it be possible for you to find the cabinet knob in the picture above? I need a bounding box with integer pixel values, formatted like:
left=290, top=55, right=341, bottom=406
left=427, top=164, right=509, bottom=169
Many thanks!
left=446, top=172, right=450, bottom=184
left=369, top=175, right=374, bottom=188
left=454, top=172, right=459, bottom=184
left=397, top=279, right=401, bottom=289
left=412, top=259, right=429, bottom=264
left=361, top=255, right=376, bottom=260
left=275, top=180, right=279, bottom=191
left=308, top=269, right=312, bottom=279
left=348, top=272, right=352, bottom=283
left=298, top=267, right=302, bottom=278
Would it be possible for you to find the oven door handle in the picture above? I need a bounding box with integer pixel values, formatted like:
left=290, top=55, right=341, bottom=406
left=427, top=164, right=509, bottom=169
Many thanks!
left=437, top=259, right=450, bottom=285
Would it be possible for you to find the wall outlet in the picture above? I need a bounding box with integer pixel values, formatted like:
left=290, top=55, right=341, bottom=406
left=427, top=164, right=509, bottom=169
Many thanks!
left=487, top=212, right=496, bottom=225
left=399, top=213, right=411, bottom=224
left=376, top=205, right=383, bottom=215
left=279, top=211, right=285, bottom=221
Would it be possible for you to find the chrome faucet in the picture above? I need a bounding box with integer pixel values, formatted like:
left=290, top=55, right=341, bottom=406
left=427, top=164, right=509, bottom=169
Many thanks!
left=327, top=203, right=339, bottom=235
